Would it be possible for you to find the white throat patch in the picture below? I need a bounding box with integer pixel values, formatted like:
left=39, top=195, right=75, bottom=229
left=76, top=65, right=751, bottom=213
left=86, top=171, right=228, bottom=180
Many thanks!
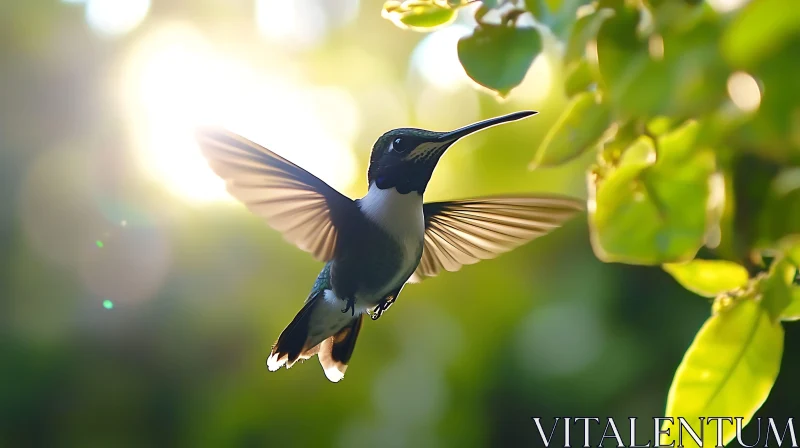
left=359, top=183, right=424, bottom=243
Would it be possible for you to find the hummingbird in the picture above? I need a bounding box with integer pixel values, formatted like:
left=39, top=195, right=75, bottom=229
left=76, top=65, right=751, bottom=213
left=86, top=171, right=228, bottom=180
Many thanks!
left=195, top=111, right=583, bottom=382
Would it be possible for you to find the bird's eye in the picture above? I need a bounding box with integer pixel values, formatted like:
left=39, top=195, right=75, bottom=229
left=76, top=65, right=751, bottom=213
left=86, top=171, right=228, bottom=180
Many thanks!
left=390, top=137, right=409, bottom=154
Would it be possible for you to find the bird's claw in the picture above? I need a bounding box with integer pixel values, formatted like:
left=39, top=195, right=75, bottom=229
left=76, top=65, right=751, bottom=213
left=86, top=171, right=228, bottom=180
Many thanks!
left=341, top=297, right=356, bottom=316
left=369, top=296, right=395, bottom=321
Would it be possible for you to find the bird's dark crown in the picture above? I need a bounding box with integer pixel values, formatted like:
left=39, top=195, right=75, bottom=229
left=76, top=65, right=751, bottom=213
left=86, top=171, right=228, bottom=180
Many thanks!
left=366, top=128, right=451, bottom=194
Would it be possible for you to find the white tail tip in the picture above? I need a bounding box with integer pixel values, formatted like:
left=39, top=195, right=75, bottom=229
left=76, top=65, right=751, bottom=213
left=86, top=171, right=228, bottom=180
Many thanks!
left=267, top=352, right=287, bottom=371
left=323, top=364, right=345, bottom=383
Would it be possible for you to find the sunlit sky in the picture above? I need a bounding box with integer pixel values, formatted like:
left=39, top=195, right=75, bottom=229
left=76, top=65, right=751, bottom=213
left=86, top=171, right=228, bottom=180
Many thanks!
left=120, top=23, right=362, bottom=203
left=56, top=0, right=758, bottom=206
left=60, top=0, right=557, bottom=204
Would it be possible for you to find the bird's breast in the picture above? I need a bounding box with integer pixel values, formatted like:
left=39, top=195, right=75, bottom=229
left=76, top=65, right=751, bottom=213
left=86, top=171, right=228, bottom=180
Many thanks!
left=357, top=184, right=424, bottom=294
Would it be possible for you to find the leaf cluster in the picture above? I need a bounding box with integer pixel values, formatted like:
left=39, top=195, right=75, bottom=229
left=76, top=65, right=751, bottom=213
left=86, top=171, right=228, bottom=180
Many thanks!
left=382, top=0, right=800, bottom=444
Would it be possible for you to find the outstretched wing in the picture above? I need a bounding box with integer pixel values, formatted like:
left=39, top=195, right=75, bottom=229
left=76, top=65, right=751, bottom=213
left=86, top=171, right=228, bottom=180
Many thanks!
left=195, top=127, right=357, bottom=261
left=408, top=195, right=584, bottom=282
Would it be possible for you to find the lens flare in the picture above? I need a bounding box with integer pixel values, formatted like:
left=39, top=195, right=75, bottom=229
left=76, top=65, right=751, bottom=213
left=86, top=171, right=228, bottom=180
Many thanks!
left=411, top=25, right=473, bottom=92
left=85, top=0, right=150, bottom=36
left=119, top=24, right=360, bottom=203
left=255, top=0, right=360, bottom=50
left=727, top=71, right=761, bottom=113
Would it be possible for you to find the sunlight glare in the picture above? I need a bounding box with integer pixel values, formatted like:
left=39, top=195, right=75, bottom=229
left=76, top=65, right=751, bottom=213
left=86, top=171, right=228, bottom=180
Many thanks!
left=414, top=86, right=479, bottom=133
left=256, top=0, right=360, bottom=50
left=707, top=0, right=750, bottom=13
left=256, top=0, right=326, bottom=49
left=648, top=35, right=665, bottom=61
left=411, top=25, right=473, bottom=92
left=85, top=0, right=150, bottom=36
left=307, top=87, right=362, bottom=142
left=121, top=24, right=359, bottom=203
left=727, top=71, right=761, bottom=113
left=510, top=52, right=553, bottom=105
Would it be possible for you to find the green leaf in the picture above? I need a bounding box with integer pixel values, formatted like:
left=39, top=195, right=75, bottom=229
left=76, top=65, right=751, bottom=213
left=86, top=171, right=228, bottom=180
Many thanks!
left=531, top=92, right=611, bottom=168
left=662, top=299, right=784, bottom=448
left=782, top=287, right=800, bottom=321
left=523, top=0, right=544, bottom=18
left=543, top=0, right=589, bottom=39
left=564, top=7, right=615, bottom=65
left=595, top=6, right=727, bottom=119
left=590, top=121, right=717, bottom=265
left=563, top=59, right=594, bottom=97
left=781, top=235, right=800, bottom=267
left=761, top=257, right=796, bottom=322
left=760, top=180, right=800, bottom=250
left=728, top=43, right=800, bottom=158
left=382, top=0, right=458, bottom=31
left=646, top=116, right=676, bottom=136
left=457, top=25, right=542, bottom=97
left=663, top=260, right=749, bottom=298
left=542, top=0, right=560, bottom=13
left=595, top=5, right=644, bottom=94
left=722, top=0, right=800, bottom=68
left=597, top=120, right=641, bottom=168
left=647, top=0, right=706, bottom=33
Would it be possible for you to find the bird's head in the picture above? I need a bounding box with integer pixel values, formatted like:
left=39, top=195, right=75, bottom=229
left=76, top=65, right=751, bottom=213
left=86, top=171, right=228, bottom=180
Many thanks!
left=366, top=111, right=537, bottom=194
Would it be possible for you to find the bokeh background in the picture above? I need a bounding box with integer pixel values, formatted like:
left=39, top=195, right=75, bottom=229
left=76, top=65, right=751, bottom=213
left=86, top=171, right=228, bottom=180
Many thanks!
left=1, top=0, right=797, bottom=446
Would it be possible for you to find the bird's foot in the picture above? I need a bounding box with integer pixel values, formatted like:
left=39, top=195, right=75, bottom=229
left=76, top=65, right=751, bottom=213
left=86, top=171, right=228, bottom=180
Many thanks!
left=368, top=296, right=396, bottom=321
left=341, top=297, right=356, bottom=317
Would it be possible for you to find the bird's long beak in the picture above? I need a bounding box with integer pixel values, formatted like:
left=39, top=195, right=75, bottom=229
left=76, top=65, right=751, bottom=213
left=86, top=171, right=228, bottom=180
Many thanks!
left=437, top=110, right=537, bottom=142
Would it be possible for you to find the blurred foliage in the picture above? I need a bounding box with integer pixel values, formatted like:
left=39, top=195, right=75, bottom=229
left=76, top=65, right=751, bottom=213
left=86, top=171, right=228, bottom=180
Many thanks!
left=385, top=0, right=800, bottom=446
left=531, top=91, right=611, bottom=168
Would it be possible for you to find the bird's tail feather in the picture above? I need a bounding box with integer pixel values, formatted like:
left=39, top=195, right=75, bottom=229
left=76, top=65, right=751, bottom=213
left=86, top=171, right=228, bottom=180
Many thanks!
left=266, top=290, right=363, bottom=382
left=318, top=315, right=363, bottom=382
left=266, top=293, right=319, bottom=371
